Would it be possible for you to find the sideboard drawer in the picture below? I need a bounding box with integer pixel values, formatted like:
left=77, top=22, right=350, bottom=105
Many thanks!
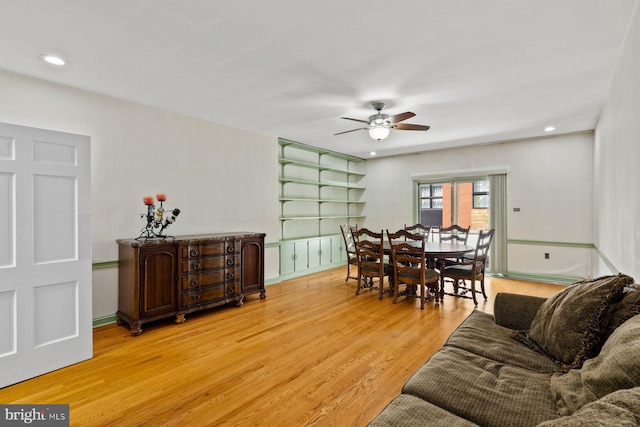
left=182, top=241, right=239, bottom=259
left=182, top=267, right=239, bottom=290
left=182, top=255, right=238, bottom=274
left=182, top=282, right=239, bottom=307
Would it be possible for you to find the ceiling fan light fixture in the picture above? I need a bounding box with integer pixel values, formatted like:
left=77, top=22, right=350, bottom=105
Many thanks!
left=369, top=126, right=390, bottom=140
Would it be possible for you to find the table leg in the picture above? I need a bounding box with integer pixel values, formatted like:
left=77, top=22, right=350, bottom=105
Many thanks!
left=439, top=259, right=446, bottom=301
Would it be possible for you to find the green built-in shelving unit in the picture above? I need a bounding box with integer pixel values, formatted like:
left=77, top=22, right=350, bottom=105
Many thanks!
left=278, top=138, right=365, bottom=278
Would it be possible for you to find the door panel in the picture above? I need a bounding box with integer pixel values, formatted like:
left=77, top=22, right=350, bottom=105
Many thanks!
left=0, top=122, right=91, bottom=388
left=34, top=281, right=78, bottom=346
left=140, top=247, right=177, bottom=317
left=0, top=171, right=14, bottom=267
left=33, top=175, right=77, bottom=263
left=308, top=239, right=320, bottom=269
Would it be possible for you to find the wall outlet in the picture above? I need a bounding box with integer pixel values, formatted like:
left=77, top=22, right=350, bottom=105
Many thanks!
left=544, top=253, right=550, bottom=259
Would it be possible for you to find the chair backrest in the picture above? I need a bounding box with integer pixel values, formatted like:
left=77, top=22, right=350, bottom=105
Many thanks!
left=387, top=229, right=426, bottom=284
left=472, top=229, right=495, bottom=267
left=353, top=228, right=385, bottom=266
left=404, top=223, right=431, bottom=241
left=440, top=225, right=470, bottom=245
left=340, top=224, right=357, bottom=257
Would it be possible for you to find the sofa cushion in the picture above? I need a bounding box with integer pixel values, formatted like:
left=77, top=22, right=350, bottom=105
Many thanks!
left=537, top=387, right=640, bottom=426
left=402, top=346, right=559, bottom=427
left=519, top=274, right=633, bottom=370
left=445, top=310, right=560, bottom=373
left=549, top=314, right=640, bottom=416
left=366, top=393, right=480, bottom=427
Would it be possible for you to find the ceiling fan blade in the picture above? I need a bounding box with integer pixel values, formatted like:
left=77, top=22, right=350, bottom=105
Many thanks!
left=341, top=117, right=370, bottom=124
left=388, top=112, right=415, bottom=123
left=334, top=128, right=368, bottom=135
left=394, top=123, right=431, bottom=131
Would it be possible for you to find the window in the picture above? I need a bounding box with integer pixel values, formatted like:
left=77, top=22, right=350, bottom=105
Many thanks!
left=473, top=180, right=489, bottom=208
left=416, top=179, right=490, bottom=230
left=419, top=184, right=443, bottom=209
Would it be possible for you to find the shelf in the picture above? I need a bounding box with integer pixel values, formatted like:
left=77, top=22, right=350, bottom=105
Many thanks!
left=278, top=158, right=365, bottom=176
left=278, top=178, right=365, bottom=190
left=279, top=139, right=364, bottom=162
left=279, top=138, right=366, bottom=241
left=279, top=197, right=365, bottom=204
left=280, top=233, right=342, bottom=243
left=280, top=215, right=365, bottom=221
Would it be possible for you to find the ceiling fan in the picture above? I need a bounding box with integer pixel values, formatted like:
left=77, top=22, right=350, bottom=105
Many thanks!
left=334, top=102, right=430, bottom=140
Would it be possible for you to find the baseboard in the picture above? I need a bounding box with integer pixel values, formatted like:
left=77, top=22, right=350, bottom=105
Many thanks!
left=278, top=262, right=347, bottom=282
left=93, top=314, right=118, bottom=328
left=505, top=271, right=577, bottom=285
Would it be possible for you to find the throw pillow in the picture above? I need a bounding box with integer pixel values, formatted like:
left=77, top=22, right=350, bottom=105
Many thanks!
left=549, top=314, right=640, bottom=416
left=603, top=285, right=640, bottom=340
left=524, top=274, right=633, bottom=370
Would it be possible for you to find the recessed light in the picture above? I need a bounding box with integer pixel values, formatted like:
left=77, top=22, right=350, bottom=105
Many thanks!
left=40, top=54, right=65, bottom=66
left=544, top=126, right=555, bottom=132
left=370, top=151, right=377, bottom=156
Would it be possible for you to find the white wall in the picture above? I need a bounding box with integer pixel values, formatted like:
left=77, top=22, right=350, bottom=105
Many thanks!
left=362, top=132, right=594, bottom=280
left=594, top=2, right=640, bottom=280
left=0, top=69, right=280, bottom=319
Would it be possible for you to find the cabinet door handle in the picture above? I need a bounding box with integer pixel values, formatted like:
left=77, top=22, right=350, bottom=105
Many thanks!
left=190, top=248, right=198, bottom=257
left=227, top=246, right=234, bottom=253
left=192, top=262, right=200, bottom=270
left=227, top=287, right=234, bottom=295
left=227, top=272, right=235, bottom=279
left=190, top=278, right=198, bottom=287
left=191, top=294, right=201, bottom=301
left=226, top=258, right=234, bottom=266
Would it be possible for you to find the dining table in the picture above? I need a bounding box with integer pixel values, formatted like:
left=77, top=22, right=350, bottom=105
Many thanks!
left=382, top=240, right=474, bottom=300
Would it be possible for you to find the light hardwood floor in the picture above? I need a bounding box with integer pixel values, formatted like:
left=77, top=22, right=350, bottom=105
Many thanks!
left=0, top=268, right=564, bottom=426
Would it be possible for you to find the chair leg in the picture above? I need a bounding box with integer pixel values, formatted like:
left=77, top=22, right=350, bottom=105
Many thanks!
left=345, top=263, right=350, bottom=282
left=392, top=278, right=398, bottom=303
left=470, top=280, right=478, bottom=305
left=378, top=277, right=384, bottom=300
left=480, top=275, right=487, bottom=300
left=356, top=274, right=362, bottom=295
left=419, top=283, right=425, bottom=310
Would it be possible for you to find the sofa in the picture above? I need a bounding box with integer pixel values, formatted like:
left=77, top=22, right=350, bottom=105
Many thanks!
left=368, top=274, right=640, bottom=426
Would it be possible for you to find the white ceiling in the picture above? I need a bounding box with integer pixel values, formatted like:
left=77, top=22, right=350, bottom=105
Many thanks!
left=0, top=1, right=637, bottom=158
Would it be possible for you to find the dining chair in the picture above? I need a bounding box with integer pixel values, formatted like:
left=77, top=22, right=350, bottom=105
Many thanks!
left=442, top=229, right=495, bottom=305
left=439, top=224, right=471, bottom=265
left=440, top=224, right=470, bottom=244
left=352, top=228, right=393, bottom=300
left=339, top=224, right=359, bottom=282
left=404, top=223, right=431, bottom=241
left=387, top=229, right=440, bottom=309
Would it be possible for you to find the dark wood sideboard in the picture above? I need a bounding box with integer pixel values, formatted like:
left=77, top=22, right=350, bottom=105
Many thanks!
left=116, top=232, right=266, bottom=336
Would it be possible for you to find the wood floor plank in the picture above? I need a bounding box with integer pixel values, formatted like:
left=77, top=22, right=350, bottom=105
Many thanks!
left=0, top=268, right=564, bottom=426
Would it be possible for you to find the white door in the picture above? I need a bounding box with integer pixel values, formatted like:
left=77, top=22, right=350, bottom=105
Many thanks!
left=0, top=122, right=92, bottom=388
